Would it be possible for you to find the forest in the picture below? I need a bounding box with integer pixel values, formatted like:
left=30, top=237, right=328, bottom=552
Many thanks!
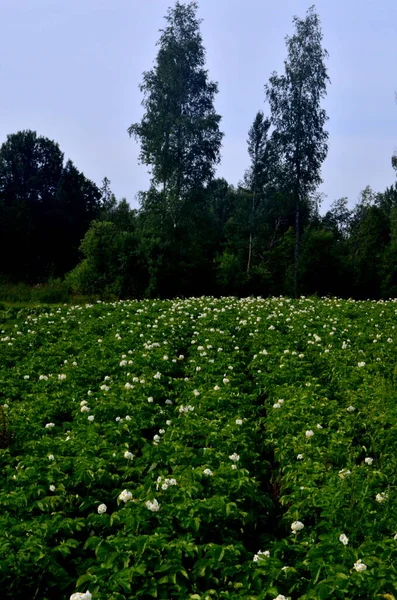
left=1, top=1, right=396, bottom=302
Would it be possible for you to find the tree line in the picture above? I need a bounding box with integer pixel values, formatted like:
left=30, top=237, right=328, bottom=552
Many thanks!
left=1, top=2, right=396, bottom=300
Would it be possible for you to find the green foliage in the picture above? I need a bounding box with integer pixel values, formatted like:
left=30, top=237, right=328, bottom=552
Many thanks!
left=300, top=228, right=347, bottom=296
left=128, top=1, right=223, bottom=225
left=215, top=252, right=247, bottom=294
left=0, top=130, right=102, bottom=283
left=3, top=6, right=397, bottom=304
left=2, top=297, right=397, bottom=599
left=67, top=218, right=139, bottom=299
left=265, top=6, right=329, bottom=296
left=0, top=279, right=71, bottom=304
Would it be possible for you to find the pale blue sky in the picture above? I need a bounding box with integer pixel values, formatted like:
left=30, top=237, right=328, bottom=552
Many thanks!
left=0, top=0, right=396, bottom=212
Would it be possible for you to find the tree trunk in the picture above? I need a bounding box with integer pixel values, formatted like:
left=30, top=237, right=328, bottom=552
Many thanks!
left=294, top=191, right=300, bottom=298
left=247, top=191, right=255, bottom=275
left=247, top=233, right=253, bottom=276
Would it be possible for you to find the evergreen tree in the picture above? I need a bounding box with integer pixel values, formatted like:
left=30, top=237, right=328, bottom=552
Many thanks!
left=265, top=6, right=329, bottom=296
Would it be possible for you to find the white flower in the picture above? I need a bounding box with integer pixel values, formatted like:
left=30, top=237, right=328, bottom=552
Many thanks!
left=203, top=468, right=213, bottom=476
left=305, top=430, right=314, bottom=438
left=147, top=396, right=154, bottom=403
left=274, top=595, right=288, bottom=600
left=125, top=415, right=131, bottom=421
left=273, top=402, right=282, bottom=409
left=58, top=374, right=67, bottom=381
left=124, top=382, right=132, bottom=389
left=316, top=424, right=323, bottom=429
left=193, top=389, right=200, bottom=397
left=297, top=454, right=304, bottom=460
left=353, top=559, right=367, bottom=572
left=346, top=405, right=355, bottom=412
left=376, top=492, right=388, bottom=503
left=118, top=489, right=132, bottom=503
left=253, top=549, right=270, bottom=561
left=166, top=420, right=171, bottom=426
left=145, top=499, right=160, bottom=512
left=364, top=457, right=373, bottom=465
left=339, top=469, right=351, bottom=479
left=48, top=454, right=55, bottom=461
left=223, top=378, right=230, bottom=385
left=339, top=533, right=349, bottom=545
left=153, top=372, right=161, bottom=379
left=81, top=405, right=90, bottom=413
left=394, top=533, right=397, bottom=540
left=165, top=399, right=173, bottom=405
left=49, top=485, right=56, bottom=492
left=291, top=521, right=304, bottom=534
left=357, top=361, right=366, bottom=368
left=45, top=423, right=55, bottom=429
left=97, top=503, right=107, bottom=514
left=80, top=400, right=88, bottom=406
left=87, top=415, right=94, bottom=422
left=231, top=464, right=237, bottom=470
left=229, top=453, right=240, bottom=462
left=120, top=360, right=127, bottom=366
left=213, top=385, right=220, bottom=391
left=124, top=451, right=134, bottom=460
left=70, top=592, right=92, bottom=600
left=235, top=419, right=243, bottom=425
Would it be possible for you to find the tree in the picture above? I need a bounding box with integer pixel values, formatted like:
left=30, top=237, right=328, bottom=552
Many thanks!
left=244, top=111, right=271, bottom=275
left=53, top=160, right=102, bottom=274
left=0, top=131, right=102, bottom=281
left=67, top=199, right=142, bottom=298
left=99, top=177, right=117, bottom=214
left=322, top=197, right=352, bottom=239
left=265, top=6, right=329, bottom=296
left=128, top=1, right=223, bottom=226
left=0, top=130, right=64, bottom=280
left=348, top=187, right=390, bottom=298
left=0, top=130, right=64, bottom=208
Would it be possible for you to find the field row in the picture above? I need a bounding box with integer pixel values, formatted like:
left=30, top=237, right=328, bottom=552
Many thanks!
left=1, top=297, right=397, bottom=599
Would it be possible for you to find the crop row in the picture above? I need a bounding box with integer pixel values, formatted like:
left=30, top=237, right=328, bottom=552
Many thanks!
left=1, top=297, right=397, bottom=599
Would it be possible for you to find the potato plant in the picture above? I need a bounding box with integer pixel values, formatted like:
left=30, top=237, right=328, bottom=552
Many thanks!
left=1, top=297, right=397, bottom=599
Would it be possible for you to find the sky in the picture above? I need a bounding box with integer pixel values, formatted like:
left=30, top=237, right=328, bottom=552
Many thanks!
left=0, top=0, right=396, bottom=213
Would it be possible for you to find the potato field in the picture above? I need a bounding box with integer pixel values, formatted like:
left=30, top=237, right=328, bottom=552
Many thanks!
left=1, top=297, right=397, bottom=599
